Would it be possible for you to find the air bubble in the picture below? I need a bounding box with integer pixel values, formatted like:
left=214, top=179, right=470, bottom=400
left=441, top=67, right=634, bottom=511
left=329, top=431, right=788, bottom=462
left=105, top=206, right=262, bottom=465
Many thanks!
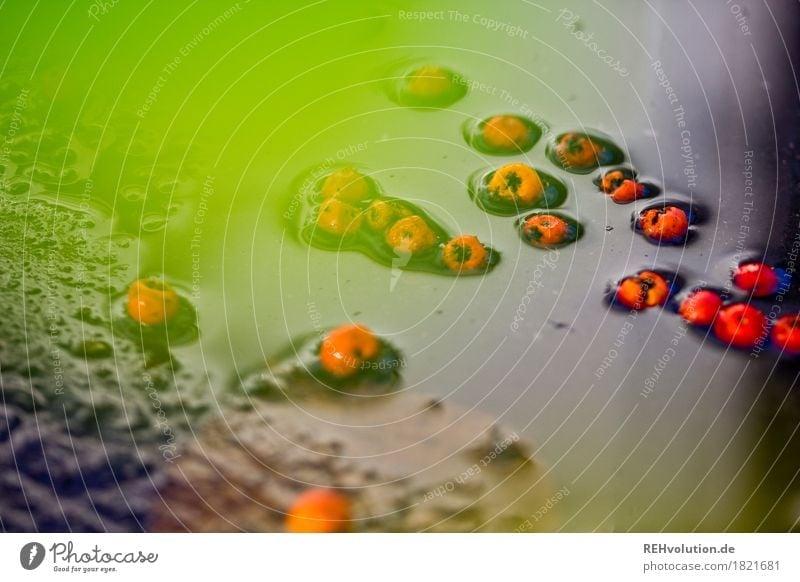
left=140, top=214, right=168, bottom=232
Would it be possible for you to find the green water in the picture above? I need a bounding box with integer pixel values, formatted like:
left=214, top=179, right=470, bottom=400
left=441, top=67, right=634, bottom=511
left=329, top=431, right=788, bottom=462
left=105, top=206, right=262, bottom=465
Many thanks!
left=3, top=0, right=778, bottom=530
left=0, top=0, right=575, bottom=381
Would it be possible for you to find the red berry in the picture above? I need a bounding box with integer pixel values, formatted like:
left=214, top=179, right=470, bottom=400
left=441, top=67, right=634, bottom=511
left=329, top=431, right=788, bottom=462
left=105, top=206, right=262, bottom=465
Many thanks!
left=771, top=314, right=800, bottom=355
left=732, top=262, right=780, bottom=297
left=713, top=303, right=767, bottom=349
left=678, top=289, right=723, bottom=326
left=610, top=180, right=646, bottom=204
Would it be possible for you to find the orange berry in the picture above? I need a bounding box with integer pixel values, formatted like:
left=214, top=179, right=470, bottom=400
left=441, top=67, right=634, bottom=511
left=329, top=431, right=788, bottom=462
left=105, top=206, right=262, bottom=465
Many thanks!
left=319, top=323, right=381, bottom=378
left=554, top=133, right=602, bottom=168
left=638, top=206, right=689, bottom=243
left=487, top=163, right=544, bottom=205
left=320, top=168, right=370, bottom=203
left=442, top=235, right=489, bottom=271
left=405, top=65, right=454, bottom=99
left=481, top=115, right=531, bottom=151
left=600, top=170, right=627, bottom=193
left=386, top=215, right=437, bottom=254
left=521, top=214, right=570, bottom=247
left=397, top=64, right=466, bottom=107
left=365, top=199, right=395, bottom=231
left=315, top=198, right=361, bottom=237
left=616, top=271, right=670, bottom=310
left=610, top=180, right=646, bottom=204
left=285, top=489, right=351, bottom=533
left=126, top=278, right=180, bottom=326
